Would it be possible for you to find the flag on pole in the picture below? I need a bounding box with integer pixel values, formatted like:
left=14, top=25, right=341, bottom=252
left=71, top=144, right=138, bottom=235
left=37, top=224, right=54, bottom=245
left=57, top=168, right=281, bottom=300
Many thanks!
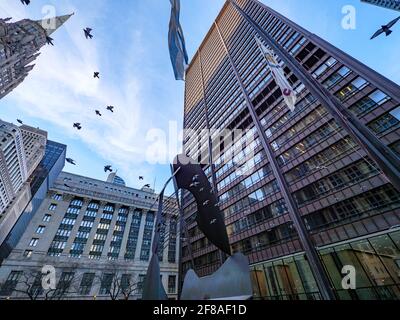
left=168, top=0, right=189, bottom=81
left=255, top=36, right=297, bottom=112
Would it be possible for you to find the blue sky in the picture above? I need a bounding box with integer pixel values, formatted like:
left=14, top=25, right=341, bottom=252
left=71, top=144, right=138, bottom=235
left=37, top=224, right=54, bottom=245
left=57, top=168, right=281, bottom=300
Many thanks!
left=0, top=0, right=399, bottom=193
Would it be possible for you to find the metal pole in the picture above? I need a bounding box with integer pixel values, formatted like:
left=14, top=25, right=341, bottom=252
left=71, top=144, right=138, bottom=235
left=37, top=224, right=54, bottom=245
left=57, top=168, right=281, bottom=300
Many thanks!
left=228, top=0, right=400, bottom=193
left=170, top=164, right=195, bottom=297
left=198, top=51, right=228, bottom=266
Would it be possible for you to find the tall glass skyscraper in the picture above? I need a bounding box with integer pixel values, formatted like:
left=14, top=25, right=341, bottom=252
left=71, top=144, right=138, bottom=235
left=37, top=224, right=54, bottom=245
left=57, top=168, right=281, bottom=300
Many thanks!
left=0, top=141, right=66, bottom=262
left=181, top=0, right=400, bottom=300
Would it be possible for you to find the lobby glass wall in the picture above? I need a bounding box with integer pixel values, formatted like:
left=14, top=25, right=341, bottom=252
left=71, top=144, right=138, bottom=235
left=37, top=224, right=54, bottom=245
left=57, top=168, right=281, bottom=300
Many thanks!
left=250, top=230, right=400, bottom=300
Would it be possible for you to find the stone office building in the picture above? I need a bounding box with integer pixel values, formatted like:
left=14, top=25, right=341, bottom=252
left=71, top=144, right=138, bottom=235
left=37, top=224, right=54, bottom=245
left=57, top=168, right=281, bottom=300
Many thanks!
left=0, top=172, right=179, bottom=300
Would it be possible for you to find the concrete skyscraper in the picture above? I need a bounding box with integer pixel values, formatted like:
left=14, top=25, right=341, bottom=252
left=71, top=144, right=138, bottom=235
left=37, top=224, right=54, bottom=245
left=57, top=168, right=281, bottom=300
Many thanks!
left=181, top=0, right=400, bottom=300
left=0, top=172, right=179, bottom=300
left=0, top=120, right=47, bottom=246
left=0, top=14, right=73, bottom=100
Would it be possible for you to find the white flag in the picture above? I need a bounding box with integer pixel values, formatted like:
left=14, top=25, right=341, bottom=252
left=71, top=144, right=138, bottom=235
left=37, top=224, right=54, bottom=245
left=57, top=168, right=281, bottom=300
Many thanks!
left=255, top=36, right=297, bottom=112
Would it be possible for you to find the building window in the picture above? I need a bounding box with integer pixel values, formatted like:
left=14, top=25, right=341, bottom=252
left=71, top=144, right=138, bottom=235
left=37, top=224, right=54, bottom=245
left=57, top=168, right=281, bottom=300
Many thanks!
left=52, top=194, right=62, bottom=201
left=79, top=273, right=95, bottom=295
left=23, top=250, right=33, bottom=258
left=54, top=272, right=75, bottom=297
left=29, top=238, right=39, bottom=247
left=336, top=76, right=368, bottom=101
left=36, top=226, right=46, bottom=234
left=43, top=214, right=52, bottom=222
left=390, top=105, right=400, bottom=121
left=137, top=274, right=146, bottom=294
left=350, top=90, right=390, bottom=115
left=168, top=275, right=176, bottom=294
left=121, top=274, right=132, bottom=293
left=48, top=204, right=58, bottom=211
left=99, top=273, right=114, bottom=295
left=0, top=271, right=23, bottom=296
left=368, top=108, right=400, bottom=134
left=70, top=199, right=84, bottom=207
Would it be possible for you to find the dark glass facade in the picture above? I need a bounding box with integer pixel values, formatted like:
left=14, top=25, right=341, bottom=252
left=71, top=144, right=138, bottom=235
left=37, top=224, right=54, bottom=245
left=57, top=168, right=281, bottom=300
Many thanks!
left=181, top=0, right=400, bottom=299
left=0, top=141, right=66, bottom=262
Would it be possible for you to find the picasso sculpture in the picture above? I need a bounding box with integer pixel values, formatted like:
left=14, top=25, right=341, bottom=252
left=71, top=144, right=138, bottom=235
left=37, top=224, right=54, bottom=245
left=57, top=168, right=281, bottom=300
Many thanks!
left=142, top=154, right=252, bottom=300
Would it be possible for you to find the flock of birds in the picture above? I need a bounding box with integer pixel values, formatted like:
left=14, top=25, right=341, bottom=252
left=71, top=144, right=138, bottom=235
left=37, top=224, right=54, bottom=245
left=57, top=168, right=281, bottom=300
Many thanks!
left=19, top=0, right=152, bottom=189
left=18, top=0, right=399, bottom=191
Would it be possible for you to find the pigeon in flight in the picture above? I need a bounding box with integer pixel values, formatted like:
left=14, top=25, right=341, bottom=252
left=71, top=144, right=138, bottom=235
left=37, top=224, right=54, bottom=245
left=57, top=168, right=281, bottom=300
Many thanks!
left=371, top=16, right=400, bottom=39
left=144, top=184, right=151, bottom=188
left=66, top=158, right=76, bottom=165
left=73, top=123, right=82, bottom=130
left=20, top=0, right=30, bottom=5
left=104, top=165, right=113, bottom=173
left=64, top=184, right=72, bottom=189
left=46, top=36, right=54, bottom=46
left=17, top=119, right=23, bottom=124
left=95, top=110, right=102, bottom=117
left=106, top=106, right=115, bottom=113
left=84, top=28, right=93, bottom=39
left=94, top=72, right=100, bottom=79
left=139, top=176, right=144, bottom=180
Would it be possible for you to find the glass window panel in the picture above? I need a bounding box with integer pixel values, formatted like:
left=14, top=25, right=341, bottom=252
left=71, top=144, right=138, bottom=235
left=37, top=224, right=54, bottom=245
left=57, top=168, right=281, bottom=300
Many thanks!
left=263, top=262, right=281, bottom=299
left=368, top=235, right=400, bottom=291
left=282, top=257, right=307, bottom=298
left=333, top=243, right=377, bottom=299
left=293, top=255, right=320, bottom=297
left=350, top=240, right=395, bottom=287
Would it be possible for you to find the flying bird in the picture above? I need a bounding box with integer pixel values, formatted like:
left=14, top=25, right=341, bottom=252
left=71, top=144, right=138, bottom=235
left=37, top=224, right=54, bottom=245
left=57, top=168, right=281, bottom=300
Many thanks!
left=17, top=119, right=23, bottom=124
left=106, top=106, right=115, bottom=113
left=66, top=158, right=76, bottom=165
left=104, top=165, right=113, bottom=173
left=64, top=184, right=72, bottom=189
left=371, top=16, right=400, bottom=40
left=46, top=36, right=54, bottom=46
left=73, top=123, right=82, bottom=130
left=83, top=28, right=93, bottom=39
left=95, top=110, right=102, bottom=117
left=139, top=176, right=144, bottom=180
left=93, top=72, right=100, bottom=79
left=20, top=0, right=30, bottom=5
left=144, top=184, right=151, bottom=188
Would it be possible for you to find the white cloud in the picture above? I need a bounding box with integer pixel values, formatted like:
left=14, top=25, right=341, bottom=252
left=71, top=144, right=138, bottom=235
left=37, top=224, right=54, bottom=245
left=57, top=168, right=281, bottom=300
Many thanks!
left=1, top=0, right=172, bottom=188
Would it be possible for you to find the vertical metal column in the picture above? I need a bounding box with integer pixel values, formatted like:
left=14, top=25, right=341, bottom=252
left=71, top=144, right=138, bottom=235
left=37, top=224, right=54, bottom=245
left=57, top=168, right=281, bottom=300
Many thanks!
left=170, top=165, right=195, bottom=297
left=229, top=0, right=400, bottom=193
left=214, top=19, right=336, bottom=300
left=198, top=51, right=228, bottom=265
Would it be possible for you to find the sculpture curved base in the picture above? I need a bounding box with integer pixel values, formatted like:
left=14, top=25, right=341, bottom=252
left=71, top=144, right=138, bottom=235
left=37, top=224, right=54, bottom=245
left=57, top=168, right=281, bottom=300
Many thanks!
left=181, top=253, right=253, bottom=300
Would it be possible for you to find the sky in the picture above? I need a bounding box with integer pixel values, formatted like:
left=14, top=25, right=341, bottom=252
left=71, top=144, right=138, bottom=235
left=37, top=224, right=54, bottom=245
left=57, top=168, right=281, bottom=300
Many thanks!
left=0, top=0, right=399, bottom=194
